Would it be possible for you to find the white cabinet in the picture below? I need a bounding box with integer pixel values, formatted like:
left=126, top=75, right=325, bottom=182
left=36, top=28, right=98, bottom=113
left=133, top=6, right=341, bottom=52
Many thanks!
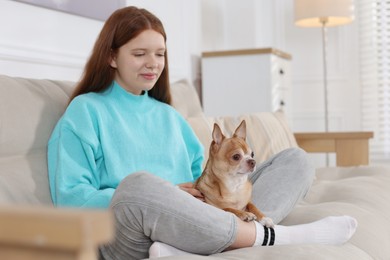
left=201, top=48, right=292, bottom=118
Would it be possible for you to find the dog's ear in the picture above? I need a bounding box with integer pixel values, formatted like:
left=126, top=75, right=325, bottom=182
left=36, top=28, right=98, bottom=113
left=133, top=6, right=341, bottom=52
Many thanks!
left=233, top=120, right=246, bottom=140
left=212, top=123, right=225, bottom=145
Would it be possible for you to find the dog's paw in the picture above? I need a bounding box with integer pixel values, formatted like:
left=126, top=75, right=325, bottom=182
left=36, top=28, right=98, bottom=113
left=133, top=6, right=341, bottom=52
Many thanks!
left=239, top=212, right=257, bottom=222
left=259, top=217, right=274, bottom=228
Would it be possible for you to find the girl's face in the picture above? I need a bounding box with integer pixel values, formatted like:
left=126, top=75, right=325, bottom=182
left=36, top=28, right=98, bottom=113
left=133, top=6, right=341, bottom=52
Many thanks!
left=110, top=29, right=166, bottom=95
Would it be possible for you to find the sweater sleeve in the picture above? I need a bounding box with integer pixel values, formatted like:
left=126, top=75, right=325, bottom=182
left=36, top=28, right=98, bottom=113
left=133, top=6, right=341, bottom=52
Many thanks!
left=48, top=126, right=114, bottom=209
left=191, top=149, right=204, bottom=181
left=177, top=115, right=204, bottom=181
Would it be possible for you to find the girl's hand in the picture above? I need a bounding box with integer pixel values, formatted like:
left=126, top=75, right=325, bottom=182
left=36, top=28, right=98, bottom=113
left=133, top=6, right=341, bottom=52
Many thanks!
left=177, top=182, right=205, bottom=201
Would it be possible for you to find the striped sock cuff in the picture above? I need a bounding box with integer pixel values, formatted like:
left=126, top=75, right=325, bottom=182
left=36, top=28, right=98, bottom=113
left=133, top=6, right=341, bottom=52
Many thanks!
left=262, top=226, right=275, bottom=246
left=269, top=227, right=275, bottom=246
left=262, top=226, right=269, bottom=246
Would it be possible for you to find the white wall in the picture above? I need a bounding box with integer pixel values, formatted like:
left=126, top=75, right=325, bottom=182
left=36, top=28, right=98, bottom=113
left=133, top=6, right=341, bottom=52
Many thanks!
left=0, top=0, right=202, bottom=84
left=0, top=0, right=102, bottom=81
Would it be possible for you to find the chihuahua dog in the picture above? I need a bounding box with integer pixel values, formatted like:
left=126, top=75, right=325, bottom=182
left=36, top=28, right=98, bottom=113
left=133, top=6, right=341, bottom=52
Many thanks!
left=195, top=120, right=274, bottom=227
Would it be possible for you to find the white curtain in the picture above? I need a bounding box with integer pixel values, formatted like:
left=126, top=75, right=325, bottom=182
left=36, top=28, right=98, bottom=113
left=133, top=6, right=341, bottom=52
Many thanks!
left=359, top=0, right=390, bottom=163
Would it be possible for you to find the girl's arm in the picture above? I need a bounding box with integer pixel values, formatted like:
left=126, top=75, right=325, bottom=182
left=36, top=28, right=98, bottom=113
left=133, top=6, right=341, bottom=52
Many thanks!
left=48, top=127, right=114, bottom=208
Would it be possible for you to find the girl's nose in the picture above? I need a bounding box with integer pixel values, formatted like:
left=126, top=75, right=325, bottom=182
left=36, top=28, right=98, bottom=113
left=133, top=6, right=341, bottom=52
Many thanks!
left=146, top=56, right=158, bottom=69
left=146, top=63, right=157, bottom=69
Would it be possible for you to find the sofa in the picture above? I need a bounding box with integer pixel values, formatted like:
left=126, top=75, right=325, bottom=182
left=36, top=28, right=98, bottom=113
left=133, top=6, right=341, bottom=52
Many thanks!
left=0, top=74, right=389, bottom=260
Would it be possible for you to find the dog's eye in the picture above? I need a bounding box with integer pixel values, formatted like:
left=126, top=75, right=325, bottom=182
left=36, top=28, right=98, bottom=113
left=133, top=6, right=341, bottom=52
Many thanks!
left=232, top=154, right=241, bottom=161
left=251, top=151, right=254, bottom=158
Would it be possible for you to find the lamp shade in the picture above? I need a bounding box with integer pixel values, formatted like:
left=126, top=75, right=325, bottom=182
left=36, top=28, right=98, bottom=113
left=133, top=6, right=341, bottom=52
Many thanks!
left=294, top=0, right=354, bottom=27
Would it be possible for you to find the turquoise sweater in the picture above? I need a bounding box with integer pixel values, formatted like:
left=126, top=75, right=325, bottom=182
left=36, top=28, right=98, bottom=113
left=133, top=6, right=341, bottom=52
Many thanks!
left=47, top=81, right=204, bottom=208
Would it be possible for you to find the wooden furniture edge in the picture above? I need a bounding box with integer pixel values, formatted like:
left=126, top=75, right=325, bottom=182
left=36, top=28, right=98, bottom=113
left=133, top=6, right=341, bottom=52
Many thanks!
left=202, top=48, right=292, bottom=60
left=0, top=205, right=114, bottom=260
left=294, top=131, right=374, bottom=166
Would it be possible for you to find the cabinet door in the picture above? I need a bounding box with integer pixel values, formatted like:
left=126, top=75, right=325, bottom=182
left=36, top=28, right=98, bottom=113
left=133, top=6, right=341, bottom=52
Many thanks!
left=202, top=54, right=272, bottom=117
left=202, top=49, right=292, bottom=118
left=270, top=55, right=291, bottom=116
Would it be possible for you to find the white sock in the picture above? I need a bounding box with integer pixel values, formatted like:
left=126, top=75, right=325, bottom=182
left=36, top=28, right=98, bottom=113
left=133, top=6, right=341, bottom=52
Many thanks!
left=148, top=241, right=194, bottom=258
left=149, top=216, right=358, bottom=258
left=254, top=216, right=358, bottom=246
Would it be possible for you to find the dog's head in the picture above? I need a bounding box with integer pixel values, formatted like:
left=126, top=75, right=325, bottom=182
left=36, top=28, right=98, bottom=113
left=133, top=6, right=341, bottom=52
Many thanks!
left=209, top=120, right=256, bottom=177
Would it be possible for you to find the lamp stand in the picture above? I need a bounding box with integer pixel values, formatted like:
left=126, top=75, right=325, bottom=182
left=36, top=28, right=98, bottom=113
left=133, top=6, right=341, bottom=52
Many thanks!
left=320, top=17, right=330, bottom=166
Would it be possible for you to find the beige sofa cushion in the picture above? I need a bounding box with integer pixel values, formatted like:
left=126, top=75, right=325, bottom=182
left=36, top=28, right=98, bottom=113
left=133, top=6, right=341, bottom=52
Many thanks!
left=171, top=79, right=204, bottom=118
left=0, top=75, right=73, bottom=205
left=187, top=111, right=297, bottom=165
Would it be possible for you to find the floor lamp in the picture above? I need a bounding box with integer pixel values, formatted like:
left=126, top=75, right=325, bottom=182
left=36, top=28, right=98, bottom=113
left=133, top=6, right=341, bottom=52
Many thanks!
left=294, top=0, right=354, bottom=165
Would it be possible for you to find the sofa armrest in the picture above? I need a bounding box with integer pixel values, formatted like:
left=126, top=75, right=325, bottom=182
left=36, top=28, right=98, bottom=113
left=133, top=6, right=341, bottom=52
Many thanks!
left=0, top=206, right=114, bottom=260
left=294, top=132, right=374, bottom=166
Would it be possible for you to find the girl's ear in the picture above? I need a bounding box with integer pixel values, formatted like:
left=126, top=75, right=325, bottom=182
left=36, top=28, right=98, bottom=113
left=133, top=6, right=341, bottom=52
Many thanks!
left=109, top=50, right=117, bottom=68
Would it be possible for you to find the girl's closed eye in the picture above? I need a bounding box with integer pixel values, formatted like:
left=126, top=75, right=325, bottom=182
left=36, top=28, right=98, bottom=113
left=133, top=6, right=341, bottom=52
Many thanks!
left=133, top=52, right=145, bottom=57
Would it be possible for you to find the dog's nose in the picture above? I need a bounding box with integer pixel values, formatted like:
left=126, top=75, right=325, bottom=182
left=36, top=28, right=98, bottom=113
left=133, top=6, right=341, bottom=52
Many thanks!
left=247, top=158, right=256, bottom=168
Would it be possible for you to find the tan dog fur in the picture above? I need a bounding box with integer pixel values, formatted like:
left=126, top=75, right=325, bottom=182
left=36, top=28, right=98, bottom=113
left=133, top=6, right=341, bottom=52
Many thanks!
left=195, top=120, right=273, bottom=227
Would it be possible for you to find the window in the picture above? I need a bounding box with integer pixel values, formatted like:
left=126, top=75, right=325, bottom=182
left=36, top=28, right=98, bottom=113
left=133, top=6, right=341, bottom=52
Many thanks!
left=359, top=0, right=390, bottom=163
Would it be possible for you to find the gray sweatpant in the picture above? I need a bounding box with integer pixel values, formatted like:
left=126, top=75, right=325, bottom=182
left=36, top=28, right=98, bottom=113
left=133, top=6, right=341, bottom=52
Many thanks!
left=99, top=147, right=314, bottom=260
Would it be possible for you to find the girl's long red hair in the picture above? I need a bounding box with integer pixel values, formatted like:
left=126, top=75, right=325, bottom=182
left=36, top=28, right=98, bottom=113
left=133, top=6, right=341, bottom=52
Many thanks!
left=70, top=6, right=171, bottom=105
